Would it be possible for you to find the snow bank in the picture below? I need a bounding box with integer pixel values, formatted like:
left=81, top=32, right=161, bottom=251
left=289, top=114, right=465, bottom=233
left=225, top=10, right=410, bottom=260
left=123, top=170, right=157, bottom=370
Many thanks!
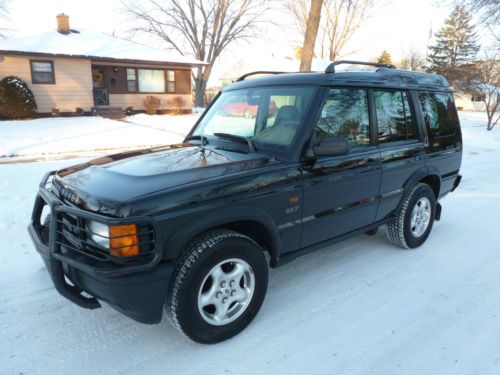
left=0, top=113, right=200, bottom=160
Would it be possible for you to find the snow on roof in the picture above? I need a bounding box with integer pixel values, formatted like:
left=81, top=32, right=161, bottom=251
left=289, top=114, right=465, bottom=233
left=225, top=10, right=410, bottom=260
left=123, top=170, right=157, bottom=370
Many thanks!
left=0, top=29, right=205, bottom=66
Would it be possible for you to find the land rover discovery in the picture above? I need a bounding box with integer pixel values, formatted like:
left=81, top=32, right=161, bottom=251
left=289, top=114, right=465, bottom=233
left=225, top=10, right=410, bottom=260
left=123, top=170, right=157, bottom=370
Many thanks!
left=29, top=61, right=462, bottom=343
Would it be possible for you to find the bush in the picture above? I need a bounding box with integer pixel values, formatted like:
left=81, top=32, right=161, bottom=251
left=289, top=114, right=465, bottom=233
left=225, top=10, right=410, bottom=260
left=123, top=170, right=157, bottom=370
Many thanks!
left=0, top=76, right=37, bottom=119
left=144, top=96, right=160, bottom=115
left=168, top=96, right=185, bottom=114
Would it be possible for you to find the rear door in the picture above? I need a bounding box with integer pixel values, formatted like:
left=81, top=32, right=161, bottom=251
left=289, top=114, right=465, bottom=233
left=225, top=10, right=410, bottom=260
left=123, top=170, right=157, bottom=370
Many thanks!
left=373, top=89, right=426, bottom=220
left=300, top=87, right=382, bottom=248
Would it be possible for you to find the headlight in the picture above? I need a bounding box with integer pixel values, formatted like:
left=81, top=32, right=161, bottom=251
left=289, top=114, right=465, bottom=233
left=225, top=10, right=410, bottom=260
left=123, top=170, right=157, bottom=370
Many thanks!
left=86, top=221, right=139, bottom=257
left=87, top=221, right=109, bottom=248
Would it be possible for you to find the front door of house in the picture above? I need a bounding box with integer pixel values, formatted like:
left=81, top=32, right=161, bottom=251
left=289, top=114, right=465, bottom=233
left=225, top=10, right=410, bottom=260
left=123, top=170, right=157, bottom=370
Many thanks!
left=92, top=67, right=109, bottom=105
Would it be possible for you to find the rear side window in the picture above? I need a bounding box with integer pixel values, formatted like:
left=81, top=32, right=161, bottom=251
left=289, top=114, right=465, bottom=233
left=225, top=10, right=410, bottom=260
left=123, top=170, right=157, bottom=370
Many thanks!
left=418, top=92, right=458, bottom=137
left=315, top=88, right=370, bottom=148
left=374, top=90, right=416, bottom=143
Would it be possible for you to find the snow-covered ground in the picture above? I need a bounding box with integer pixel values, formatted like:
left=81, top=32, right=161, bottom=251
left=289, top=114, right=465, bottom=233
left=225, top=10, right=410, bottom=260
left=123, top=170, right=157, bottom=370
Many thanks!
left=0, top=113, right=200, bottom=161
left=1, top=112, right=500, bottom=375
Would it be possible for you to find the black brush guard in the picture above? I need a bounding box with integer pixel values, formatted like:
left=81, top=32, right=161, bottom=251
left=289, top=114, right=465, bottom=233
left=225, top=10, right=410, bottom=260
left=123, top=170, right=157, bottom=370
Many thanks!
left=28, top=171, right=165, bottom=312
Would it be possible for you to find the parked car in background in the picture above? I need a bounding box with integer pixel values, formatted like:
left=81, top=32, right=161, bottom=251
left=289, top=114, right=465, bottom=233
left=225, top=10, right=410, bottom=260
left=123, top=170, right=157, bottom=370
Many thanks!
left=223, top=97, right=277, bottom=118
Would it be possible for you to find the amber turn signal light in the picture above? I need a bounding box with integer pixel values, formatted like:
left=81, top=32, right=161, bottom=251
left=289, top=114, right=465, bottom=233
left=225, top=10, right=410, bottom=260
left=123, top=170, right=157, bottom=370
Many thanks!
left=110, top=224, right=139, bottom=257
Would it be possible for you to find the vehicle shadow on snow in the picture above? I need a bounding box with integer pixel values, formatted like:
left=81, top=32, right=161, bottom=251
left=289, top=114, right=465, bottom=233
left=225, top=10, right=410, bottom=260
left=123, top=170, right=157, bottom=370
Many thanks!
left=39, top=230, right=403, bottom=348
left=21, top=228, right=410, bottom=358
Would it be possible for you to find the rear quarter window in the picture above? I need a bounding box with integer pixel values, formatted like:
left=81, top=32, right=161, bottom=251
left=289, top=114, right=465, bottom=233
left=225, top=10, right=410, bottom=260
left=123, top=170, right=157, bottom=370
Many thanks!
left=418, top=92, right=458, bottom=137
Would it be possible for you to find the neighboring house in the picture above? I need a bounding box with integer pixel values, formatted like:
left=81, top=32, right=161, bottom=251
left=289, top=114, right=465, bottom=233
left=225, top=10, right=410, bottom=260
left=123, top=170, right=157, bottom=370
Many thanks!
left=454, top=90, right=500, bottom=111
left=454, top=59, right=500, bottom=112
left=0, top=14, right=205, bottom=116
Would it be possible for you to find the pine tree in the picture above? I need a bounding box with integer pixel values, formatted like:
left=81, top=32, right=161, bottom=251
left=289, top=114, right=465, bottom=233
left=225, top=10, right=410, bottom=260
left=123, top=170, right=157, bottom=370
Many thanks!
left=377, top=50, right=393, bottom=65
left=427, top=5, right=480, bottom=83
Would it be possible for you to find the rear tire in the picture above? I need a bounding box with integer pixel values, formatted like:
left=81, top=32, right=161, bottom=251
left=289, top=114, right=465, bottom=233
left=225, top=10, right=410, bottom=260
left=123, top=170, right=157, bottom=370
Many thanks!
left=166, top=229, right=268, bottom=344
left=386, top=183, right=436, bottom=249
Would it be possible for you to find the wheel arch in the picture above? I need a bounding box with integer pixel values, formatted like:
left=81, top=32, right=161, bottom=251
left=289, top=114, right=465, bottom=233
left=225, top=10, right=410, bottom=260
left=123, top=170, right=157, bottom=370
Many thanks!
left=398, top=167, right=441, bottom=212
left=164, top=206, right=281, bottom=267
left=419, top=174, right=441, bottom=199
left=403, top=167, right=441, bottom=196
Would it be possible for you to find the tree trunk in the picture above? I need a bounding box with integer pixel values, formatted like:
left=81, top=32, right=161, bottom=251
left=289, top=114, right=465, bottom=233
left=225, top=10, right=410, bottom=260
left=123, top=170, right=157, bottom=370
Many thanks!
left=193, top=65, right=212, bottom=108
left=300, top=0, right=323, bottom=72
left=194, top=79, right=207, bottom=108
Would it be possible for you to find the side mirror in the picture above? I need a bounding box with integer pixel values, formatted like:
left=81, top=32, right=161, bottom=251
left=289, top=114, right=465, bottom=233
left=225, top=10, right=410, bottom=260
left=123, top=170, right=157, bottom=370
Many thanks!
left=313, top=136, right=350, bottom=157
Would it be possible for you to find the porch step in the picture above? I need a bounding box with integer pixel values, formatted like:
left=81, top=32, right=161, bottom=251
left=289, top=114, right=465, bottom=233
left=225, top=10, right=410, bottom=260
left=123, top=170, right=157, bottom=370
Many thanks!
left=93, top=107, right=126, bottom=120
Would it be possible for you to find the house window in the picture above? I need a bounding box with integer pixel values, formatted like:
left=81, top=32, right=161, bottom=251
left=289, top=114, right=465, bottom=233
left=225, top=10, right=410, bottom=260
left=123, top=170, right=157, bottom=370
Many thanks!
left=471, top=95, right=485, bottom=102
left=30, top=60, right=55, bottom=84
left=126, top=68, right=137, bottom=92
left=166, top=70, right=175, bottom=93
left=138, top=69, right=164, bottom=92
left=126, top=68, right=176, bottom=93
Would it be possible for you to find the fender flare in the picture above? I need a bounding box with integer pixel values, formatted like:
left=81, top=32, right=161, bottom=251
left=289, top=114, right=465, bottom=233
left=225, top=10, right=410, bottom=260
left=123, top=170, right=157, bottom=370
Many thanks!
left=399, top=166, right=441, bottom=209
left=164, top=206, right=281, bottom=266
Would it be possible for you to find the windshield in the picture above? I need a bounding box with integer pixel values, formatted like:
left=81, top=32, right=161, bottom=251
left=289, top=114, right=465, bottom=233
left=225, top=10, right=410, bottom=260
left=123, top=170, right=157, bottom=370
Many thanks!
left=193, top=86, right=316, bottom=151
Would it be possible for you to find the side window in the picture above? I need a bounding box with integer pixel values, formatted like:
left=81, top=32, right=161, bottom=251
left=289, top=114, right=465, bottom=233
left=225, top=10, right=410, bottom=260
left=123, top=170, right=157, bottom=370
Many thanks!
left=374, top=90, right=416, bottom=143
left=419, top=92, right=458, bottom=137
left=315, top=88, right=370, bottom=148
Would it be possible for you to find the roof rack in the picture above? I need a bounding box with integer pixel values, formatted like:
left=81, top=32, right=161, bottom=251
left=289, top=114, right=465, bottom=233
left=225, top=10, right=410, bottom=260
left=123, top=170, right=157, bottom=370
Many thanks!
left=325, top=60, right=396, bottom=74
left=236, top=71, right=286, bottom=82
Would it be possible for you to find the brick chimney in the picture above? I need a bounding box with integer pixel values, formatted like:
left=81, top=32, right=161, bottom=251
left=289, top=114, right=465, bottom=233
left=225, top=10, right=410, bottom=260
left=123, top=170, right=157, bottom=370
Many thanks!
left=56, top=13, right=70, bottom=34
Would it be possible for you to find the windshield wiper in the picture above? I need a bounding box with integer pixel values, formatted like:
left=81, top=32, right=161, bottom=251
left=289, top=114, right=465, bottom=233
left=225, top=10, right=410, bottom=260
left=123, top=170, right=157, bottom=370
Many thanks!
left=213, top=133, right=256, bottom=153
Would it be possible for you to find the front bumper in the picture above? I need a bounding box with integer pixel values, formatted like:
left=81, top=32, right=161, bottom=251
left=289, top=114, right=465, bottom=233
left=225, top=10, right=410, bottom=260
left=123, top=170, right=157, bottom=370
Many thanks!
left=28, top=171, right=173, bottom=324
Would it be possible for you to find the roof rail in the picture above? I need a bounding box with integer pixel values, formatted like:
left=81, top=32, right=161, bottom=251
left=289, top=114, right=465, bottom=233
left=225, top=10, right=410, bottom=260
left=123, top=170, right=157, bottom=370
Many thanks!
left=236, top=71, right=286, bottom=82
left=325, top=60, right=396, bottom=74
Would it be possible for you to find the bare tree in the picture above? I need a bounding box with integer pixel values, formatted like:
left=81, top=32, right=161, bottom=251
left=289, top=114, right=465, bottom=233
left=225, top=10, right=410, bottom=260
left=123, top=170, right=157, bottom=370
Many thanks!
left=287, top=0, right=379, bottom=61
left=300, top=0, right=323, bottom=71
left=284, top=0, right=309, bottom=37
left=321, top=0, right=377, bottom=61
left=467, top=54, right=500, bottom=130
left=461, top=0, right=500, bottom=43
left=124, top=0, right=269, bottom=107
left=400, top=47, right=426, bottom=71
left=464, top=0, right=499, bottom=25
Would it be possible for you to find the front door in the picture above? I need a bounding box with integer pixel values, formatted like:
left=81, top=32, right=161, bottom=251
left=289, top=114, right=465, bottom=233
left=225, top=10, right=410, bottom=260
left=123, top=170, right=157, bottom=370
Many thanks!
left=300, top=87, right=382, bottom=248
left=92, top=67, right=109, bottom=105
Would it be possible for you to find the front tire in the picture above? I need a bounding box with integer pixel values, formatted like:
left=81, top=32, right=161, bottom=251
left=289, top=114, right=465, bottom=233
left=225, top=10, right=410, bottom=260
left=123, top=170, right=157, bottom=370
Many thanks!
left=386, top=183, right=436, bottom=249
left=166, top=229, right=268, bottom=344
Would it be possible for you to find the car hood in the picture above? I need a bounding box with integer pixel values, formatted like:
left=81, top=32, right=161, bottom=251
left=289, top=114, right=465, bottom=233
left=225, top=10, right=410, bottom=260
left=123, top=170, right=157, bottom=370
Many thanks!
left=53, top=144, right=271, bottom=214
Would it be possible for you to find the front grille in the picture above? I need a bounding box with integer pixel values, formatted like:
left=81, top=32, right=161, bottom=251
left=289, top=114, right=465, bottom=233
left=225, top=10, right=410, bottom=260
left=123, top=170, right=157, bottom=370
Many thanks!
left=55, top=211, right=156, bottom=264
